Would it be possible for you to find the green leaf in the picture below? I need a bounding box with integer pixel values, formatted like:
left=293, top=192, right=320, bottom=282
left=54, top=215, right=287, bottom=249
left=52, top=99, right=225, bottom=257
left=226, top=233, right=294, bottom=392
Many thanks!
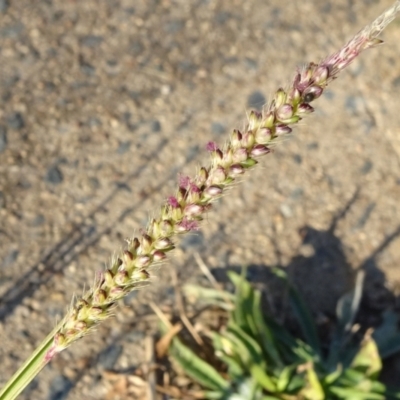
left=251, top=290, right=283, bottom=368
left=250, top=364, right=277, bottom=393
left=227, top=271, right=254, bottom=333
left=272, top=268, right=321, bottom=359
left=350, top=332, right=382, bottom=378
left=230, top=377, right=264, bottom=400
left=286, top=373, right=306, bottom=393
left=211, top=332, right=245, bottom=378
left=329, top=386, right=385, bottom=400
left=326, top=272, right=364, bottom=371
left=337, top=368, right=386, bottom=394
left=298, top=364, right=325, bottom=400
left=219, top=354, right=244, bottom=380
left=168, top=335, right=229, bottom=392
left=288, top=288, right=321, bottom=358
left=225, top=329, right=253, bottom=368
left=226, top=322, right=277, bottom=392
left=204, top=391, right=226, bottom=400
left=368, top=380, right=388, bottom=394
left=340, top=368, right=367, bottom=385
left=183, top=284, right=235, bottom=310
left=292, top=339, right=318, bottom=363
left=323, top=366, right=342, bottom=386
left=229, top=271, right=283, bottom=368
left=276, top=365, right=295, bottom=392
left=263, top=315, right=298, bottom=362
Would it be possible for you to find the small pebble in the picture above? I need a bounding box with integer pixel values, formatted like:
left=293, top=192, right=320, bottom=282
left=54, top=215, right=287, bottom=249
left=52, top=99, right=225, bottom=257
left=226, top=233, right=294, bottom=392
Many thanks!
left=49, top=375, right=73, bottom=400
left=0, top=0, right=9, bottom=13
left=130, top=40, right=144, bottom=56
left=0, top=22, right=24, bottom=38
left=98, top=344, right=123, bottom=369
left=164, top=19, right=184, bottom=34
left=7, top=112, right=24, bottom=130
left=292, top=154, right=302, bottom=164
left=244, top=57, right=258, bottom=70
left=1, top=249, right=19, bottom=268
left=151, top=119, right=161, bottom=132
left=32, top=214, right=45, bottom=227
left=392, top=75, right=400, bottom=87
left=180, top=232, right=204, bottom=250
left=307, top=142, right=319, bottom=150
left=80, top=62, right=95, bottom=76
left=80, top=35, right=103, bottom=48
left=290, top=187, right=304, bottom=201
left=211, top=122, right=226, bottom=136
left=117, top=140, right=131, bottom=154
left=215, top=11, right=232, bottom=25
left=360, top=160, right=373, bottom=175
left=247, top=90, right=266, bottom=110
left=46, top=166, right=63, bottom=184
left=280, top=203, right=293, bottom=218
left=0, top=125, right=7, bottom=152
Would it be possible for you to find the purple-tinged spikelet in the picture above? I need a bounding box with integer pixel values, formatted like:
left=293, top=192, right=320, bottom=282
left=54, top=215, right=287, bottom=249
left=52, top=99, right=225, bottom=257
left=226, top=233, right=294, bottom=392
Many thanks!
left=44, top=1, right=400, bottom=362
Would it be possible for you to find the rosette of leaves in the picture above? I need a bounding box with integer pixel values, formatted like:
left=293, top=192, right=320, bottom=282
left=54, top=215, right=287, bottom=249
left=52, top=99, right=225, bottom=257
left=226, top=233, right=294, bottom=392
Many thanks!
left=160, top=269, right=400, bottom=399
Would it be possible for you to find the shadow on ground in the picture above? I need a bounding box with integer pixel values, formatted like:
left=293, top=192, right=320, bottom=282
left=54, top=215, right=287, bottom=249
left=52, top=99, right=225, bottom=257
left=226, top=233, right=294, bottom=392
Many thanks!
left=0, top=122, right=200, bottom=322
left=211, top=190, right=400, bottom=390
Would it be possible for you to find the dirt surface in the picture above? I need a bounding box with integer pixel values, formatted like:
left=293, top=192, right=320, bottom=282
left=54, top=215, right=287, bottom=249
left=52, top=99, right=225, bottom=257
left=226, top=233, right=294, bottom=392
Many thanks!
left=1, top=0, right=400, bottom=399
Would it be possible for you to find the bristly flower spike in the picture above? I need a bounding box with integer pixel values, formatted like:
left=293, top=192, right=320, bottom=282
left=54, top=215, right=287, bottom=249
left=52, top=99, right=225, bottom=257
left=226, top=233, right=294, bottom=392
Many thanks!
left=44, top=1, right=400, bottom=360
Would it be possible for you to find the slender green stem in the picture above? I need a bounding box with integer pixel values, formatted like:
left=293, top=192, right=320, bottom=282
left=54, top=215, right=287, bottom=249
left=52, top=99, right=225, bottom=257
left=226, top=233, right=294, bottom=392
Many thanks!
left=0, top=321, right=62, bottom=400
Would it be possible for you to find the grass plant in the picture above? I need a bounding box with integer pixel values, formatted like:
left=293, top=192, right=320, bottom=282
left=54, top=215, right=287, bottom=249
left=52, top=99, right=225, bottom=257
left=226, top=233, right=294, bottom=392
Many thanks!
left=161, top=270, right=400, bottom=399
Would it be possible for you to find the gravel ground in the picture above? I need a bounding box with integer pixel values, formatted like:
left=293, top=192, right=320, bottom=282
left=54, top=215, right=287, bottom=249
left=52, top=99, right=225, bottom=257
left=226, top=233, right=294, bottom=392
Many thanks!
left=1, top=0, right=400, bottom=399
